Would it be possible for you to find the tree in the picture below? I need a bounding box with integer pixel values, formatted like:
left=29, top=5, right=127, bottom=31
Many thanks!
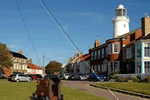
left=45, top=60, right=62, bottom=74
left=0, top=43, right=13, bottom=69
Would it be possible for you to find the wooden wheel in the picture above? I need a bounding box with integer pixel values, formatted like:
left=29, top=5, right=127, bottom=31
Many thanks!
left=32, top=93, right=37, bottom=100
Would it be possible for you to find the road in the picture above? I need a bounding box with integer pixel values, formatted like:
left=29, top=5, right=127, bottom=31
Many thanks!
left=62, top=80, right=149, bottom=100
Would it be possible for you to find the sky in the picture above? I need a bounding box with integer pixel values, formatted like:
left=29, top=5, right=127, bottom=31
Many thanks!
left=0, top=0, right=150, bottom=67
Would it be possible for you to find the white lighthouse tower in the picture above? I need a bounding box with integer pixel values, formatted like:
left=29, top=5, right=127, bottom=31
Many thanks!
left=113, top=4, right=130, bottom=38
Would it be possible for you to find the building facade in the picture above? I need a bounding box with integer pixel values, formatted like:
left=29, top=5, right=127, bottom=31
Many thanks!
left=10, top=50, right=28, bottom=74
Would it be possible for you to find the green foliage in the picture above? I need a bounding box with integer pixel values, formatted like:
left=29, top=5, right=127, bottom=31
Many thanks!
left=132, top=77, right=141, bottom=82
left=45, top=60, right=62, bottom=74
left=0, top=43, right=13, bottom=68
left=144, top=76, right=150, bottom=82
left=128, top=80, right=133, bottom=83
left=118, top=78, right=126, bottom=82
left=109, top=71, right=119, bottom=79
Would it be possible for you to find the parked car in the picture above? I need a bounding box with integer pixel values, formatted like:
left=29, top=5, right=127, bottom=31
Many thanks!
left=63, top=73, right=70, bottom=80
left=27, top=74, right=37, bottom=80
left=44, top=74, right=57, bottom=80
left=10, top=74, right=31, bottom=82
left=68, top=74, right=75, bottom=80
left=34, top=74, right=42, bottom=80
left=8, top=74, right=16, bottom=81
left=88, top=73, right=106, bottom=81
left=74, top=73, right=87, bottom=80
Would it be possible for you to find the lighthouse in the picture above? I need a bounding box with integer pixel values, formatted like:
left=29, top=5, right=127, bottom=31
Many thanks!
left=112, top=4, right=130, bottom=38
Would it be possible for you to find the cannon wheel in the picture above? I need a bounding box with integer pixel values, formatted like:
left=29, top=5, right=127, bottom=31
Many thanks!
left=32, top=93, right=37, bottom=100
left=43, top=95, right=50, bottom=100
left=61, top=94, right=64, bottom=100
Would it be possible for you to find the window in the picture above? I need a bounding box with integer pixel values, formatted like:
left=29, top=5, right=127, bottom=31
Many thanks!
left=136, top=43, right=141, bottom=58
left=102, top=48, right=104, bottom=58
left=108, top=44, right=111, bottom=54
left=94, top=65, right=97, bottom=73
left=14, top=58, right=17, bottom=62
left=113, top=43, right=119, bottom=53
left=23, top=65, right=24, bottom=70
left=17, top=64, right=18, bottom=69
left=124, top=24, right=126, bottom=28
left=145, top=62, right=150, bottom=73
left=101, top=64, right=104, bottom=72
left=95, top=51, right=97, bottom=60
left=98, top=50, right=100, bottom=59
left=91, top=52, right=93, bottom=60
left=113, top=61, right=119, bottom=71
left=98, top=64, right=100, bottom=72
left=24, top=59, right=26, bottom=63
left=106, top=47, right=108, bottom=57
left=14, top=64, right=16, bottom=69
left=144, top=42, right=150, bottom=57
left=127, top=48, right=132, bottom=58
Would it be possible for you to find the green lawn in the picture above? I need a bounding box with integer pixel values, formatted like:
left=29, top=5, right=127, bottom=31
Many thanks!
left=0, top=82, right=109, bottom=100
left=0, top=79, right=8, bottom=82
left=95, top=82, right=150, bottom=95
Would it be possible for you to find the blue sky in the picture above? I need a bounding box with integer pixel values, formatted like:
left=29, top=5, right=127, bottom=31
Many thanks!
left=0, top=0, right=150, bottom=66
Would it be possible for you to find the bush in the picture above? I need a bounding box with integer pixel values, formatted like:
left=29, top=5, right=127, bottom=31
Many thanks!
left=144, top=76, right=150, bottom=82
left=118, top=78, right=126, bottom=82
left=128, top=80, right=133, bottom=82
left=109, top=71, right=120, bottom=79
left=132, top=77, right=141, bottom=82
left=125, top=77, right=130, bottom=82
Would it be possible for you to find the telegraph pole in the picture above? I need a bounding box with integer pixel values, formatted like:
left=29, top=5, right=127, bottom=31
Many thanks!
left=43, top=56, right=45, bottom=67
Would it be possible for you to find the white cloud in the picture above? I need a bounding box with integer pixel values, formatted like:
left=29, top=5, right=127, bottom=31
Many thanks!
left=12, top=39, right=21, bottom=43
left=75, top=12, right=98, bottom=16
left=7, top=45, right=20, bottom=48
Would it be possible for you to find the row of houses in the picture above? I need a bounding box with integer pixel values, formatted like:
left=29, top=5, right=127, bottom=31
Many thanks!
left=62, top=4, right=150, bottom=76
left=0, top=49, right=46, bottom=78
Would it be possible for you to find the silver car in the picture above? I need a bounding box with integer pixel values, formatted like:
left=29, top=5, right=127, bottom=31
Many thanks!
left=11, top=74, right=31, bottom=82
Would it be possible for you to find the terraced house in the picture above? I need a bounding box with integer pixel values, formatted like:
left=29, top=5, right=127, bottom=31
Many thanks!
left=89, top=4, right=150, bottom=76
left=9, top=50, right=28, bottom=74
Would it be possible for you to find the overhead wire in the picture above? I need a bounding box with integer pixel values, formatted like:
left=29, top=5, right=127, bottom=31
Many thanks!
left=16, top=0, right=41, bottom=66
left=39, top=0, right=119, bottom=100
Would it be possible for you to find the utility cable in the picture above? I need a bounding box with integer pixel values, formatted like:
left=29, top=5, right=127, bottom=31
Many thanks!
left=39, top=0, right=119, bottom=100
left=16, top=0, right=41, bottom=66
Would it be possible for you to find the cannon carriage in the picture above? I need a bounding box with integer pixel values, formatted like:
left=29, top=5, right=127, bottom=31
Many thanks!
left=32, top=75, right=64, bottom=100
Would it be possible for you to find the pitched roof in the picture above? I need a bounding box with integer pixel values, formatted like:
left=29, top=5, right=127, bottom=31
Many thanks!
left=117, top=28, right=141, bottom=38
left=75, top=54, right=90, bottom=62
left=9, top=51, right=27, bottom=59
left=28, top=63, right=41, bottom=69
left=141, top=34, right=150, bottom=40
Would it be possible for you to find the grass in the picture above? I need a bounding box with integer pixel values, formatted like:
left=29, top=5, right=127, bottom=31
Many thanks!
left=0, top=79, right=8, bottom=82
left=0, top=82, right=109, bottom=100
left=95, top=82, right=150, bottom=95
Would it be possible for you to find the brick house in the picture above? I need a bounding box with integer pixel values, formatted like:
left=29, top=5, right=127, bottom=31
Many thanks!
left=9, top=50, right=28, bottom=74
left=89, top=7, right=150, bottom=76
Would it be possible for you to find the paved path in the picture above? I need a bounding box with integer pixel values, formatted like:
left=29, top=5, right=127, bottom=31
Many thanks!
left=62, top=80, right=149, bottom=100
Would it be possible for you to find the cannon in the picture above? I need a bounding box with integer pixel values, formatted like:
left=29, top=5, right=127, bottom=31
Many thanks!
left=32, top=75, right=64, bottom=100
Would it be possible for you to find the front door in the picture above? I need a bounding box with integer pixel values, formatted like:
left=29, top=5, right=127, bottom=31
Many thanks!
left=108, top=62, right=111, bottom=75
left=137, top=62, right=141, bottom=74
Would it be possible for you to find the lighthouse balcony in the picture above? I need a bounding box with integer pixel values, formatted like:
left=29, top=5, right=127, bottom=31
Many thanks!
left=113, top=16, right=129, bottom=20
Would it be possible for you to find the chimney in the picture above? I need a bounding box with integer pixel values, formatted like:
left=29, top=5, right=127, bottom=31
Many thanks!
left=81, top=51, right=83, bottom=56
left=94, top=39, right=101, bottom=47
left=74, top=54, right=77, bottom=59
left=78, top=52, right=81, bottom=57
left=141, top=16, right=150, bottom=36
left=19, top=50, right=23, bottom=55
left=28, top=58, right=32, bottom=64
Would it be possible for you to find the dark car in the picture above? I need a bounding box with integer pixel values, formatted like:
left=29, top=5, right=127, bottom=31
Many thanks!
left=74, top=73, right=87, bottom=80
left=27, top=74, right=37, bottom=80
left=44, top=74, right=57, bottom=80
left=88, top=73, right=106, bottom=81
left=68, top=74, right=75, bottom=80
left=34, top=74, right=42, bottom=80
left=8, top=74, right=16, bottom=81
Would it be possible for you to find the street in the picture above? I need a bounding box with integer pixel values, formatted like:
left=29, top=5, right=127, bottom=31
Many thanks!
left=62, top=80, right=149, bottom=100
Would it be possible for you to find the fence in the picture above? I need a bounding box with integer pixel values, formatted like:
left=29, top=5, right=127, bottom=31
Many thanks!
left=115, top=74, right=150, bottom=80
